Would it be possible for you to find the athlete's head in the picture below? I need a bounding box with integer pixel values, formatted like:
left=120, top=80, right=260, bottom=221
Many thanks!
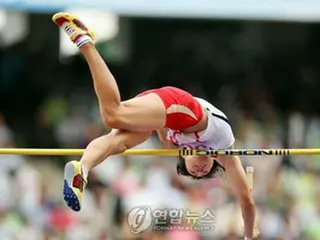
left=176, top=152, right=224, bottom=180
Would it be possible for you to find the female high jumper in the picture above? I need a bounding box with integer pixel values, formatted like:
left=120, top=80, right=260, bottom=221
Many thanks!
left=52, top=12, right=258, bottom=239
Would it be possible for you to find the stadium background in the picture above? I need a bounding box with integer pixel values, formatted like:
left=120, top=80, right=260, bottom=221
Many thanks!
left=0, top=1, right=320, bottom=239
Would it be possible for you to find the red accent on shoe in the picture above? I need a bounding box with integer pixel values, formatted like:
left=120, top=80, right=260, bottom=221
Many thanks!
left=72, top=174, right=85, bottom=192
left=73, top=19, right=88, bottom=31
left=74, top=35, right=84, bottom=43
left=55, top=17, right=69, bottom=27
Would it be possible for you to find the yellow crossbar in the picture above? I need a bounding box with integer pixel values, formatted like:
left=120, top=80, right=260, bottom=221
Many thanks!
left=0, top=148, right=319, bottom=156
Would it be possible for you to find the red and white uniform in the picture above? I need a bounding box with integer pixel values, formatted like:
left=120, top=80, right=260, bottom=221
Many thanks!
left=167, top=97, right=235, bottom=150
left=138, top=86, right=235, bottom=150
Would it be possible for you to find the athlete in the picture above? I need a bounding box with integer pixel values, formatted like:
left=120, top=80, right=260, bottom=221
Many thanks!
left=52, top=13, right=258, bottom=239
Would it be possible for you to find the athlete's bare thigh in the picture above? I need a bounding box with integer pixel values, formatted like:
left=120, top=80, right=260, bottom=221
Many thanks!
left=117, top=93, right=167, bottom=131
left=109, top=129, right=153, bottom=150
left=110, top=86, right=203, bottom=132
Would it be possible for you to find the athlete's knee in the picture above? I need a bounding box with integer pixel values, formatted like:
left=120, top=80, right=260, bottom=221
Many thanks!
left=100, top=106, right=124, bottom=129
left=101, top=111, right=120, bottom=129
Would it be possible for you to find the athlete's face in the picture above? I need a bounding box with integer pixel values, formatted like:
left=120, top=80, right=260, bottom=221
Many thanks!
left=184, top=155, right=214, bottom=177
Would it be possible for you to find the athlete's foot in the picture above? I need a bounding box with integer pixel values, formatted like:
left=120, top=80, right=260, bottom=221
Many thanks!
left=52, top=12, right=96, bottom=48
left=63, top=160, right=87, bottom=211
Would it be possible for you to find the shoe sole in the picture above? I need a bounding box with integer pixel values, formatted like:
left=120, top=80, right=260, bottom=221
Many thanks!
left=52, top=13, right=96, bottom=42
left=63, top=162, right=81, bottom=211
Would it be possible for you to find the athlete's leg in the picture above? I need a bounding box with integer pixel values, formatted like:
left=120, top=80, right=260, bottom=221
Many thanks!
left=79, top=44, right=166, bottom=130
left=63, top=130, right=152, bottom=211
left=79, top=129, right=152, bottom=170
left=52, top=13, right=166, bottom=131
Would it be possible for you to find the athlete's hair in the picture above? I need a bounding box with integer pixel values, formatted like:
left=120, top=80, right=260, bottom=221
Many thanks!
left=176, top=155, right=225, bottom=180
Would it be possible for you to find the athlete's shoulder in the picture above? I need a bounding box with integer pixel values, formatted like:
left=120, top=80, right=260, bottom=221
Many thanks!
left=194, top=97, right=209, bottom=105
left=194, top=97, right=228, bottom=118
left=194, top=97, right=217, bottom=110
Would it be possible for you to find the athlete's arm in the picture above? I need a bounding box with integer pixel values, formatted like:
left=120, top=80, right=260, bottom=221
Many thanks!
left=156, top=128, right=176, bottom=148
left=217, top=149, right=256, bottom=239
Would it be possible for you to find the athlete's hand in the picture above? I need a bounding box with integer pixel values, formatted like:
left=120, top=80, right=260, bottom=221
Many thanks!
left=250, top=225, right=260, bottom=239
left=156, top=128, right=169, bottom=148
left=253, top=226, right=260, bottom=239
left=242, top=222, right=260, bottom=239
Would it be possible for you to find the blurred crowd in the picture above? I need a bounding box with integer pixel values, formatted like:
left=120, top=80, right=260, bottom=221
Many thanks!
left=0, top=85, right=320, bottom=240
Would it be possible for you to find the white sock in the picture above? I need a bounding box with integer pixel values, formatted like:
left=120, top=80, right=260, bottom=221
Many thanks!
left=76, top=35, right=92, bottom=48
left=81, top=164, right=89, bottom=179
